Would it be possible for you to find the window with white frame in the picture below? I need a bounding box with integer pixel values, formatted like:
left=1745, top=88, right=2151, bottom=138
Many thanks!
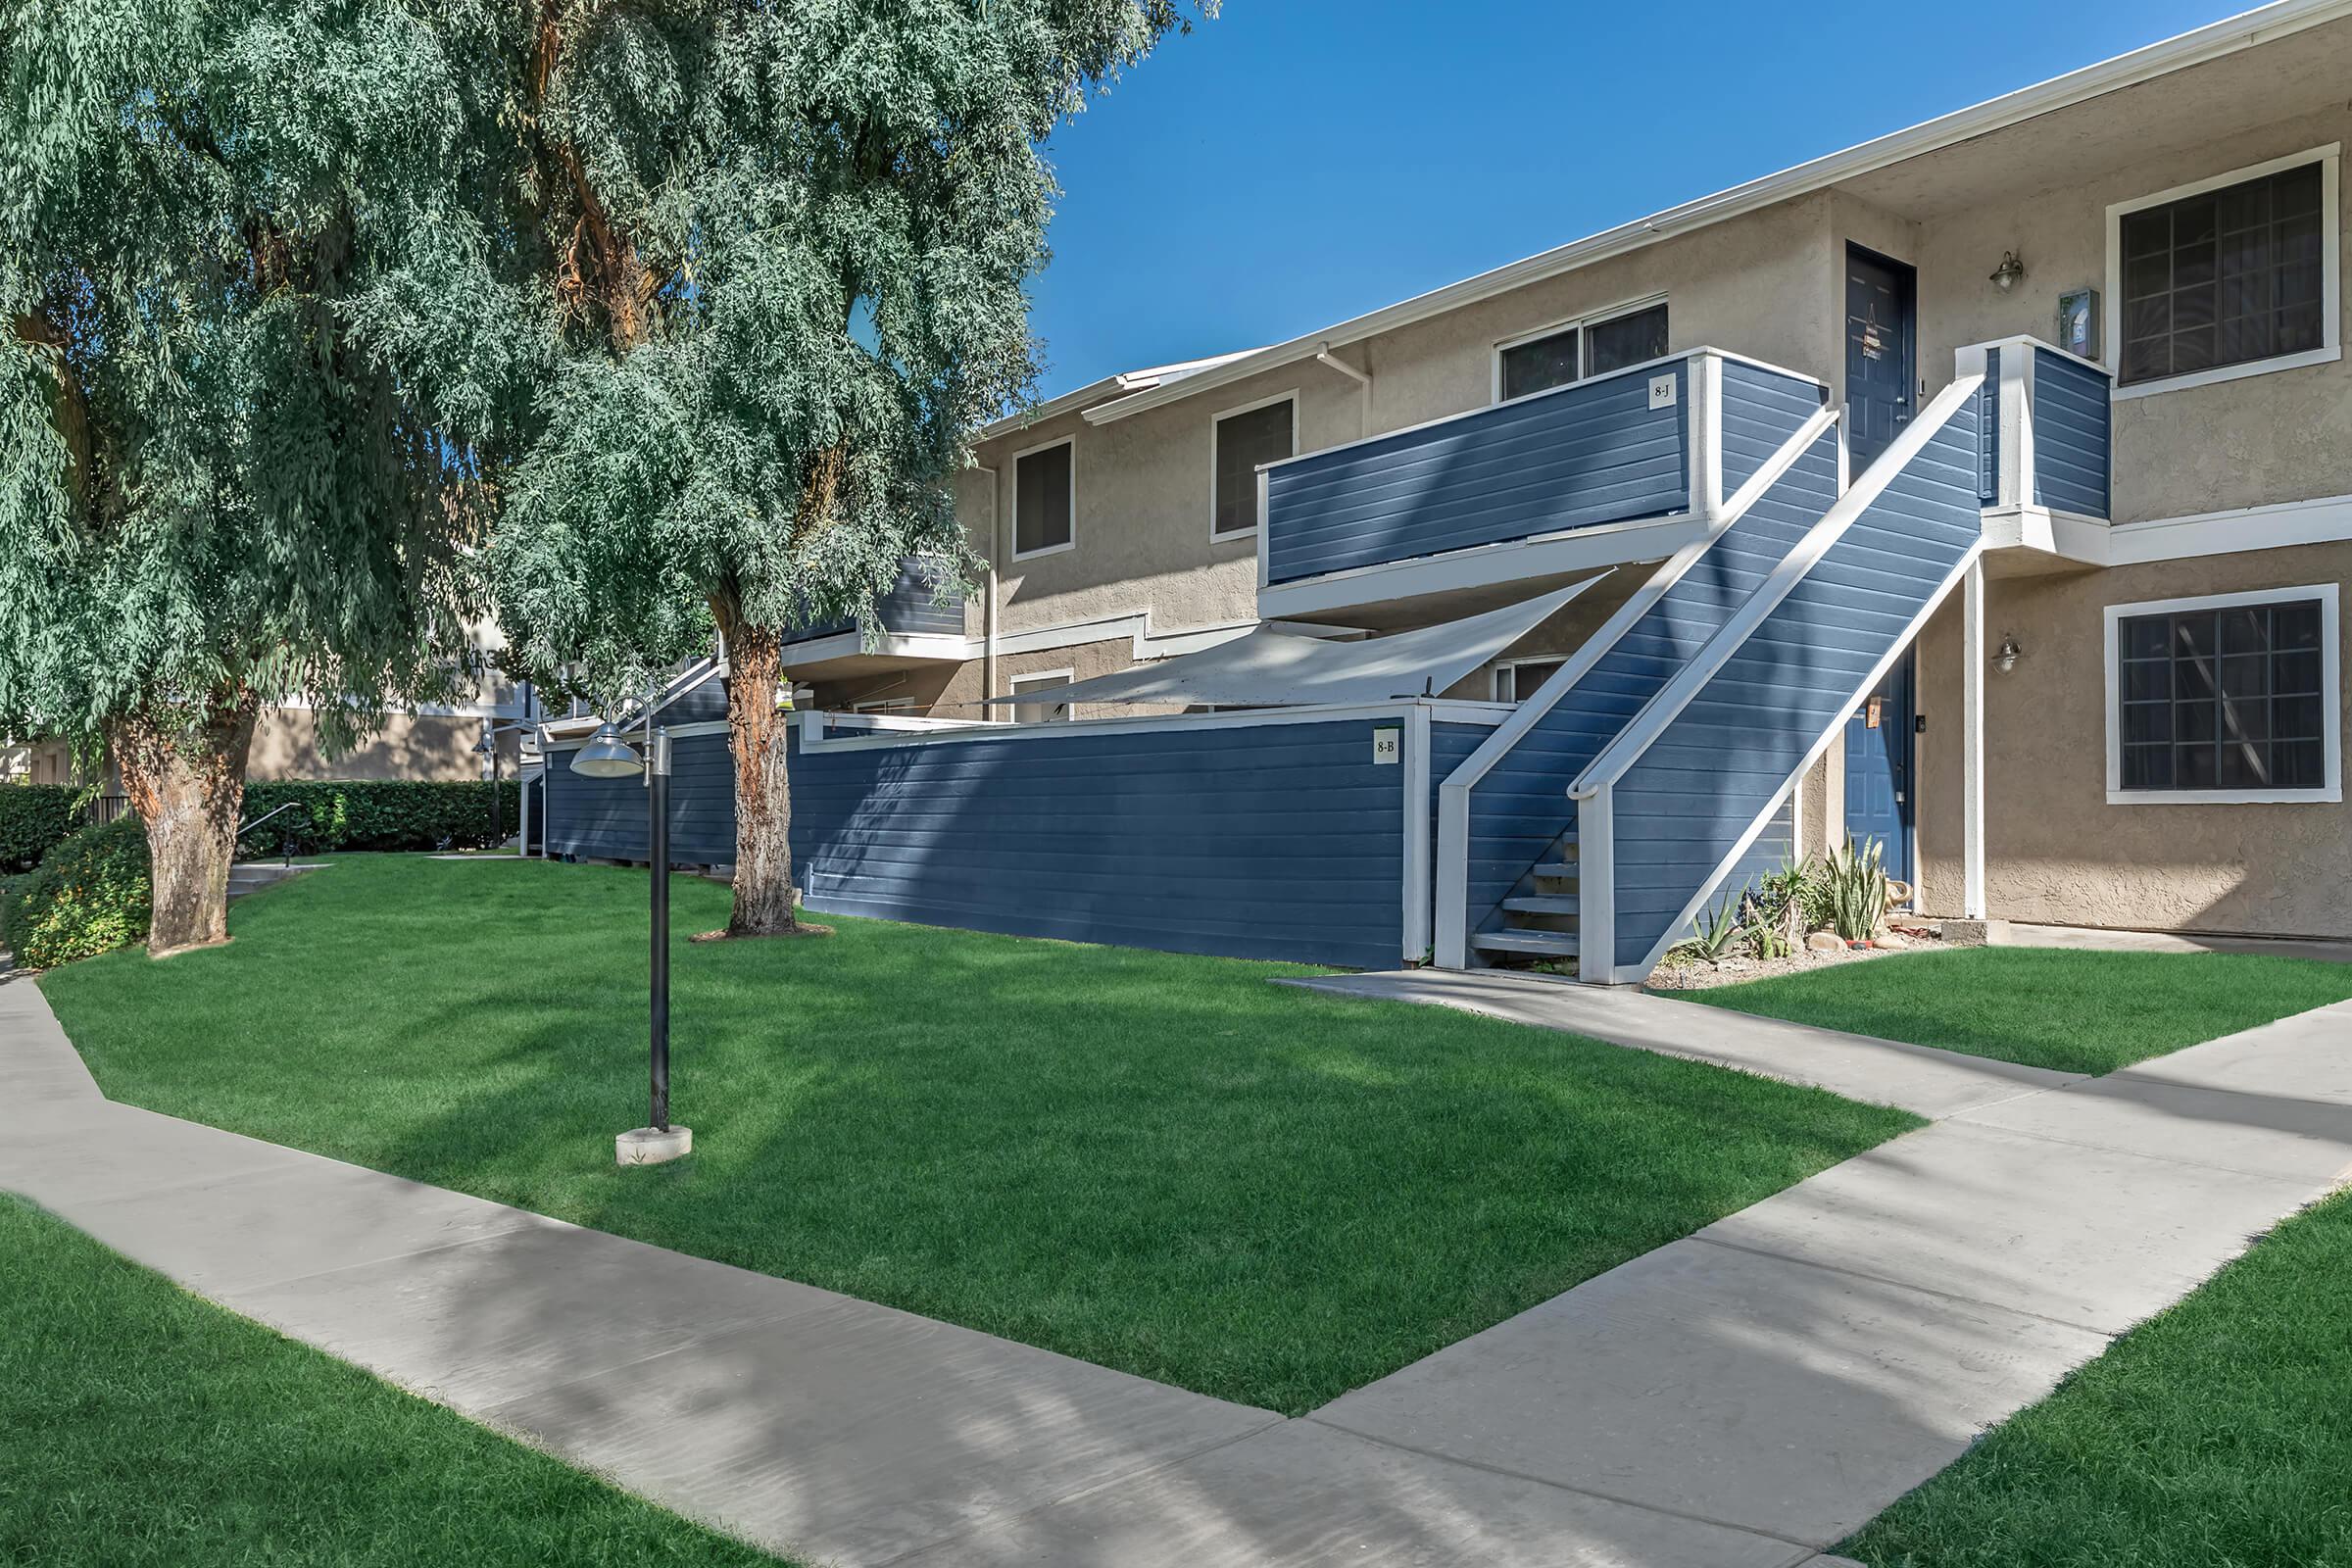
left=1009, top=669, right=1075, bottom=724
left=1211, top=395, right=1294, bottom=540
left=2107, top=585, right=2340, bottom=804
left=1492, top=658, right=1566, bottom=703
left=1012, top=439, right=1074, bottom=559
left=1495, top=299, right=1669, bottom=402
left=2109, top=147, right=2341, bottom=395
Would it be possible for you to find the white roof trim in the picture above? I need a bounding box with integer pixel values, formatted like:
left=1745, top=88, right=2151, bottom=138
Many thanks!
left=979, top=348, right=1260, bottom=439
left=1079, top=0, right=2352, bottom=427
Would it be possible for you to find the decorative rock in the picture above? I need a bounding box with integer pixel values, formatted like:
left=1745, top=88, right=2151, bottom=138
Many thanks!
left=1805, top=931, right=1843, bottom=954
left=1874, top=933, right=1908, bottom=950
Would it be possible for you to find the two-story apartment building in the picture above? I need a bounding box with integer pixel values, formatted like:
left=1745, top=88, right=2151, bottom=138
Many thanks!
left=550, top=0, right=2352, bottom=978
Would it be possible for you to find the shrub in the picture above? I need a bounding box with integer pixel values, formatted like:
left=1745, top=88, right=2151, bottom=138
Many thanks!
left=0, top=785, right=83, bottom=873
left=2, top=816, right=151, bottom=968
left=1822, top=835, right=1889, bottom=942
left=236, top=780, right=520, bottom=857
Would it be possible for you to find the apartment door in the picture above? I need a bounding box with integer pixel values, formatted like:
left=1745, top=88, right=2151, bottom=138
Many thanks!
left=1844, top=245, right=1917, bottom=472
left=1842, top=650, right=1915, bottom=884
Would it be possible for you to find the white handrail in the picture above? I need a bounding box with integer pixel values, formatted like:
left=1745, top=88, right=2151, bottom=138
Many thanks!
left=1568, top=373, right=1986, bottom=800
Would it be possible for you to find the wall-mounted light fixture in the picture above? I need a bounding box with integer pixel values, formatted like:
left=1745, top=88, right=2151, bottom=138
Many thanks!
left=1989, top=251, right=2026, bottom=292
left=1992, top=635, right=2023, bottom=674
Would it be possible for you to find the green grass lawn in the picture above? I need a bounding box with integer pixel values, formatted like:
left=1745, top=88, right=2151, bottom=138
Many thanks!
left=1676, top=946, right=2352, bottom=1076
left=36, top=855, right=1916, bottom=1415
left=0, top=1193, right=785, bottom=1567
left=1843, top=1186, right=2352, bottom=1568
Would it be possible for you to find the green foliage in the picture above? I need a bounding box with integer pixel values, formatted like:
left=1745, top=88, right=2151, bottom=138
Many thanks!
left=1681, top=888, right=1748, bottom=965
left=1822, top=835, right=1889, bottom=942
left=237, top=781, right=519, bottom=857
left=483, top=3, right=1217, bottom=699
left=2, top=816, right=150, bottom=968
left=0, top=1, right=502, bottom=756
left=0, top=783, right=82, bottom=872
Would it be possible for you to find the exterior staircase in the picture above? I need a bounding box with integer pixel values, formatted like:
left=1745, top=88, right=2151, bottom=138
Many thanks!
left=1444, top=368, right=1993, bottom=981
left=1440, top=375, right=1841, bottom=971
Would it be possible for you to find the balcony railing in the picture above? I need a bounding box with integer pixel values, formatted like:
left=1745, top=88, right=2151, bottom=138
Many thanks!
left=1255, top=348, right=1826, bottom=615
left=1957, top=335, right=2113, bottom=523
left=781, top=559, right=965, bottom=650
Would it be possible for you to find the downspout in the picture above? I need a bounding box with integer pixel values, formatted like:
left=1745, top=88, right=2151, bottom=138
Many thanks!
left=1315, top=342, right=1371, bottom=436
left=973, top=462, right=1002, bottom=719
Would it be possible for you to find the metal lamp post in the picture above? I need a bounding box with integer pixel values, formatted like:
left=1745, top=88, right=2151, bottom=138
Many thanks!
left=570, top=719, right=691, bottom=1166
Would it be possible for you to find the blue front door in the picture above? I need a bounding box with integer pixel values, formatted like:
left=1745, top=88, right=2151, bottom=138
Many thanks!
left=1844, top=245, right=1917, bottom=472
left=1843, top=651, right=1915, bottom=883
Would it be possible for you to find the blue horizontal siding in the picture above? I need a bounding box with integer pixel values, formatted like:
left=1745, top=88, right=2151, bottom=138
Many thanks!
left=546, top=714, right=1442, bottom=970
left=784, top=558, right=965, bottom=647
left=1608, top=399, right=1983, bottom=969
left=2031, top=348, right=2110, bottom=518
left=542, top=733, right=739, bottom=865
left=1458, top=417, right=1838, bottom=942
left=1718, top=361, right=1829, bottom=495
left=1977, top=348, right=2001, bottom=505
left=1265, top=365, right=1690, bottom=583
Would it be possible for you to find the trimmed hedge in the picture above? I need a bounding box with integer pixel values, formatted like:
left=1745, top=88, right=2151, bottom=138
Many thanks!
left=238, top=780, right=520, bottom=857
left=0, top=785, right=83, bottom=873
left=2, top=816, right=150, bottom=969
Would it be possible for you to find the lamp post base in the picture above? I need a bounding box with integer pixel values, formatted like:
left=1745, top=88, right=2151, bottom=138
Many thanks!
left=616, top=1125, right=693, bottom=1166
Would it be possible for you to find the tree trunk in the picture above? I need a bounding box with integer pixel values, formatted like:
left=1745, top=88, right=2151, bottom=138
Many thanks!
left=115, top=690, right=259, bottom=958
left=718, top=615, right=799, bottom=937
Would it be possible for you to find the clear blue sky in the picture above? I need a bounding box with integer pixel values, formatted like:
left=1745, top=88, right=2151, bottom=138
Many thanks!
left=1026, top=0, right=2235, bottom=397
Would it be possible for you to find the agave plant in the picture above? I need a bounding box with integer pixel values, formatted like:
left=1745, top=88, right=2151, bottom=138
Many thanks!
left=1679, top=887, right=1749, bottom=966
left=1822, top=835, right=1889, bottom=942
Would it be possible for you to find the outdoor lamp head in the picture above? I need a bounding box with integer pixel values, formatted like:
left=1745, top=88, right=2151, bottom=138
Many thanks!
left=569, top=723, right=645, bottom=779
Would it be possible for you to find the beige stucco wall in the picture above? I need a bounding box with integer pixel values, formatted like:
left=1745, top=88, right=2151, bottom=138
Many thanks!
left=1913, top=544, right=2352, bottom=939
left=247, top=709, right=520, bottom=783
left=1915, top=104, right=2352, bottom=523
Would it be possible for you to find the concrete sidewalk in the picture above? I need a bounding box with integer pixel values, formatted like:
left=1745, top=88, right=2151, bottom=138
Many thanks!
left=1281, top=968, right=2083, bottom=1118
left=8, top=965, right=2351, bottom=1566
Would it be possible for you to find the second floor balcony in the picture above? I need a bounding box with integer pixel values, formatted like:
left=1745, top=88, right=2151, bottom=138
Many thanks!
left=1256, top=348, right=1829, bottom=623
left=780, top=558, right=968, bottom=678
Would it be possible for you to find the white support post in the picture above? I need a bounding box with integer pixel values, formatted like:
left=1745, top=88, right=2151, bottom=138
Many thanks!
left=1575, top=786, right=1615, bottom=985
left=1961, top=558, right=1987, bottom=919
left=1401, top=704, right=1434, bottom=965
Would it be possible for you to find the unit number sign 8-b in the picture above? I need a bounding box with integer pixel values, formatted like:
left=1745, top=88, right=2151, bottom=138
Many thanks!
left=1371, top=728, right=1401, bottom=765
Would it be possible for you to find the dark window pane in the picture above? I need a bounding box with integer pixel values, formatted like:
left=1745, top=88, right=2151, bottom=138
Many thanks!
left=2116, top=163, right=2328, bottom=385
left=2123, top=743, right=2173, bottom=790
left=2274, top=694, right=2325, bottom=743
left=2176, top=700, right=2218, bottom=743
left=2274, top=651, right=2324, bottom=696
left=2220, top=740, right=2273, bottom=789
left=1500, top=327, right=1578, bottom=400
left=2276, top=602, right=2324, bottom=649
left=2177, top=743, right=2219, bottom=789
left=1212, top=400, right=1292, bottom=537
left=2123, top=701, right=2172, bottom=746
left=2124, top=662, right=2170, bottom=702
left=2276, top=740, right=2327, bottom=789
left=2124, top=617, right=2171, bottom=659
left=1014, top=442, right=1073, bottom=555
left=1588, top=303, right=1669, bottom=376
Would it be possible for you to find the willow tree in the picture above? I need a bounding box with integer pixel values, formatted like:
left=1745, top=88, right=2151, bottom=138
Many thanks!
left=0, top=3, right=514, bottom=954
left=489, top=1, right=1210, bottom=937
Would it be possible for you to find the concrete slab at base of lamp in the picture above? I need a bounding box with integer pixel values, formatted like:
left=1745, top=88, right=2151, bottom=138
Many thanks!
left=616, top=1126, right=693, bottom=1166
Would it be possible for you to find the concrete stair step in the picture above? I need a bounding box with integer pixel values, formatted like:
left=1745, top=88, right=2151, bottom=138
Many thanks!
left=1470, top=929, right=1580, bottom=957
